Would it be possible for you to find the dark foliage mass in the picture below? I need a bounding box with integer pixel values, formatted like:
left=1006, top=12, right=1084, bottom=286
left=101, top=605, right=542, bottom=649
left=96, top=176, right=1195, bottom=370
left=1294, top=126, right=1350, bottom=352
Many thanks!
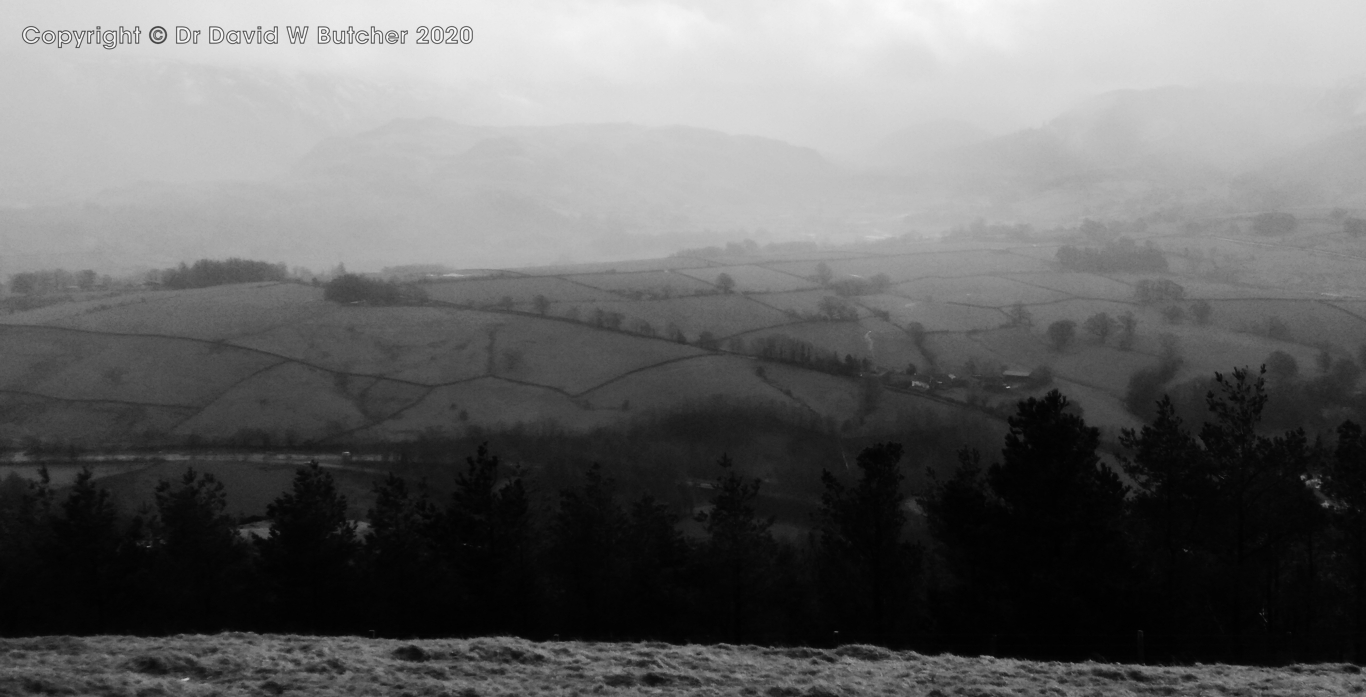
left=159, top=258, right=288, bottom=289
left=3, top=369, right=1366, bottom=667
left=323, top=273, right=427, bottom=305
left=745, top=333, right=868, bottom=377
left=1056, top=238, right=1168, bottom=273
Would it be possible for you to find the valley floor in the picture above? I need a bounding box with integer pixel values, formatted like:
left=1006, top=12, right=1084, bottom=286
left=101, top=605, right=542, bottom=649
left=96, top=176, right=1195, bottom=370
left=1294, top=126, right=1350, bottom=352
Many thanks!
left=1, top=634, right=1361, bottom=697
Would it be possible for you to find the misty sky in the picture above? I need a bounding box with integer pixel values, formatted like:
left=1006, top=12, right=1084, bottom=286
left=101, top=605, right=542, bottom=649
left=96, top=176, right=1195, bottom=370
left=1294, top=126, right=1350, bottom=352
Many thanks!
left=10, top=0, right=1366, bottom=152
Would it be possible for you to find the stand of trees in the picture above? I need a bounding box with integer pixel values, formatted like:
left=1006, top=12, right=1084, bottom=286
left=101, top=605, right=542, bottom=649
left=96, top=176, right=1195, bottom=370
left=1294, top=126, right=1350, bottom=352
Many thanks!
left=157, top=259, right=288, bottom=289
left=323, top=274, right=427, bottom=305
left=8, top=269, right=111, bottom=294
left=746, top=333, right=869, bottom=377
left=1056, top=239, right=1168, bottom=273
left=3, top=368, right=1366, bottom=666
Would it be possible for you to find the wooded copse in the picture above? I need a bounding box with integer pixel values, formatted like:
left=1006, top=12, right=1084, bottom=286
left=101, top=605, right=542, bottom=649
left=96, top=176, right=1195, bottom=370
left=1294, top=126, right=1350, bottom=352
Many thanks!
left=1, top=366, right=1365, bottom=667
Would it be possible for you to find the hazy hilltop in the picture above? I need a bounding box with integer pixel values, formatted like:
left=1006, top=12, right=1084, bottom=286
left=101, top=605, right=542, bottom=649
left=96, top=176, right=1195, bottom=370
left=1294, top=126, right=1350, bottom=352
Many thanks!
left=1, top=116, right=846, bottom=273
left=0, top=53, right=464, bottom=206
left=858, top=119, right=993, bottom=171
left=292, top=118, right=841, bottom=242
left=9, top=66, right=1366, bottom=273
left=850, top=81, right=1366, bottom=226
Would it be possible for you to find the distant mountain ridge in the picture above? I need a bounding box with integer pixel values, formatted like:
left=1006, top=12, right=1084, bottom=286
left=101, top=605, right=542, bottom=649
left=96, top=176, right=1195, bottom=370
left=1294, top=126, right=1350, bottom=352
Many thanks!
left=0, top=53, right=466, bottom=205
left=0, top=117, right=846, bottom=273
left=7, top=73, right=1366, bottom=273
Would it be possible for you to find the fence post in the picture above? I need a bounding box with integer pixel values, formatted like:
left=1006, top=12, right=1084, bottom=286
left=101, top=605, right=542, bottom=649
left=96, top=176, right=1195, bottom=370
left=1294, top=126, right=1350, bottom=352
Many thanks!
left=1136, top=630, right=1145, bottom=665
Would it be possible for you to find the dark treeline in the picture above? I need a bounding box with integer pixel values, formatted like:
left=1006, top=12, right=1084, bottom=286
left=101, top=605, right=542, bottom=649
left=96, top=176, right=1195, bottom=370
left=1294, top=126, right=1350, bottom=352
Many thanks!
left=3, top=367, right=1366, bottom=666
left=323, top=273, right=428, bottom=305
left=157, top=258, right=288, bottom=289
left=1056, top=238, right=1168, bottom=273
left=748, top=333, right=869, bottom=377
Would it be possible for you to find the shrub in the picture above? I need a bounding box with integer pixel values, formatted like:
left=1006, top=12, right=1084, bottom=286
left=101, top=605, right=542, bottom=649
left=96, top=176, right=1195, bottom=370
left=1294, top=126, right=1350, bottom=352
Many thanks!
left=1046, top=320, right=1077, bottom=352
left=1083, top=312, right=1116, bottom=344
left=1134, top=279, right=1186, bottom=304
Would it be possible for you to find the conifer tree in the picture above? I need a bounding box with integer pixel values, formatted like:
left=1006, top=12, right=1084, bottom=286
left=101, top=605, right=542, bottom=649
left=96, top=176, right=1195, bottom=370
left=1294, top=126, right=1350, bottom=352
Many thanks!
left=1120, top=396, right=1212, bottom=657
left=438, top=443, right=532, bottom=634
left=364, top=473, right=440, bottom=635
left=817, top=442, right=918, bottom=642
left=49, top=468, right=136, bottom=633
left=257, top=461, right=359, bottom=633
left=1327, top=421, right=1366, bottom=662
left=152, top=468, right=249, bottom=632
left=548, top=464, right=628, bottom=637
left=0, top=469, right=53, bottom=633
left=696, top=454, right=775, bottom=643
left=1199, top=367, right=1320, bottom=661
left=972, top=391, right=1131, bottom=655
left=623, top=493, right=692, bottom=639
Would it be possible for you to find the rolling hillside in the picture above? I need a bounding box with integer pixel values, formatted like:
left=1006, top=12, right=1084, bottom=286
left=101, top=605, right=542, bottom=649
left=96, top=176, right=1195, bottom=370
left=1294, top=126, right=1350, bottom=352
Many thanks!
left=5, top=225, right=1365, bottom=452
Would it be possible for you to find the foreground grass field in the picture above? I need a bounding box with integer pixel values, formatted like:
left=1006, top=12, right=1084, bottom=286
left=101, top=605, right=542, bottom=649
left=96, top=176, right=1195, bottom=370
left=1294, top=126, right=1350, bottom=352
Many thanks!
left=2, top=634, right=1362, bottom=697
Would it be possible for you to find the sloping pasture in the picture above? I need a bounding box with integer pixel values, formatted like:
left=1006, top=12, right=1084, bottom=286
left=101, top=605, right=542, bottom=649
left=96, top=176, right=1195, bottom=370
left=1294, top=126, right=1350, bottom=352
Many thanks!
left=579, top=354, right=790, bottom=415
left=860, top=297, right=1006, bottom=332
left=1171, top=278, right=1316, bottom=300
left=1162, top=327, right=1322, bottom=384
left=1051, top=377, right=1145, bottom=434
left=1048, top=346, right=1158, bottom=397
left=1204, top=298, right=1366, bottom=349
left=755, top=361, right=862, bottom=418
left=172, top=363, right=369, bottom=441
left=570, top=270, right=717, bottom=296
left=559, top=294, right=794, bottom=339
left=491, top=319, right=705, bottom=394
left=519, top=256, right=712, bottom=275
left=424, top=275, right=618, bottom=306
left=746, top=289, right=857, bottom=319
left=228, top=307, right=495, bottom=384
left=1004, top=272, right=1137, bottom=301
left=893, top=275, right=1070, bottom=306
left=676, top=264, right=820, bottom=292
left=0, top=326, right=279, bottom=406
left=349, top=377, right=617, bottom=440
left=339, top=377, right=432, bottom=422
left=0, top=392, right=191, bottom=445
left=1, top=283, right=327, bottom=341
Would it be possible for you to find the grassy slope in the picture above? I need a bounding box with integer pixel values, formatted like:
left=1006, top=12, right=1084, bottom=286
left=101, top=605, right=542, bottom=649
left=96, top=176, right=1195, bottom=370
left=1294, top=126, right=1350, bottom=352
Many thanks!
left=3, top=226, right=1365, bottom=446
left=2, top=634, right=1362, bottom=697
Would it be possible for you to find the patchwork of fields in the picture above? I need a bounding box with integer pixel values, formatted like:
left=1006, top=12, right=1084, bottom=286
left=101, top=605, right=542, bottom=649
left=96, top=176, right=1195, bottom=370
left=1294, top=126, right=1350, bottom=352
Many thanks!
left=3, top=231, right=1366, bottom=447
